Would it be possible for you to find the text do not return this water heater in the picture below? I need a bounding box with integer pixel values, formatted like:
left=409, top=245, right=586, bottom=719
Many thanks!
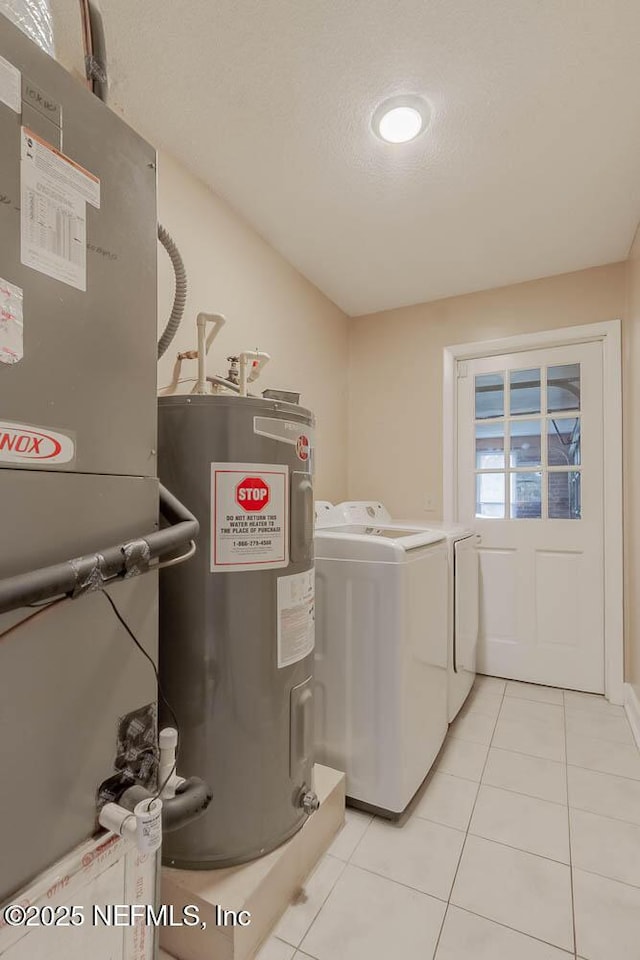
left=158, top=394, right=317, bottom=868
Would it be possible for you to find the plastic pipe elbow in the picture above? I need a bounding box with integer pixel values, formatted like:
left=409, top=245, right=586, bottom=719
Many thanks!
left=120, top=778, right=213, bottom=835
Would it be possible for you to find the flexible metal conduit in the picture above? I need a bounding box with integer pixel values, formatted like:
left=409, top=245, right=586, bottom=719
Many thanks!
left=0, top=485, right=199, bottom=615
left=157, top=225, right=187, bottom=360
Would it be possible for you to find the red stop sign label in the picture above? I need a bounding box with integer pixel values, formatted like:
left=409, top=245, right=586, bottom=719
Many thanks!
left=236, top=476, right=270, bottom=511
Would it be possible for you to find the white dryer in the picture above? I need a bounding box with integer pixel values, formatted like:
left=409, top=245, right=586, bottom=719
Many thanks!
left=335, top=503, right=479, bottom=723
left=430, top=521, right=479, bottom=721
left=314, top=508, right=449, bottom=816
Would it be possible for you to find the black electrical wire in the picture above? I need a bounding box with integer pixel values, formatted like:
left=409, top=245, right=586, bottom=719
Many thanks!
left=100, top=589, right=180, bottom=806
left=1, top=585, right=181, bottom=806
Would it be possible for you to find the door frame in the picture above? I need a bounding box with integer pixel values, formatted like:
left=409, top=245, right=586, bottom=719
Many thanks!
left=443, top=319, right=623, bottom=704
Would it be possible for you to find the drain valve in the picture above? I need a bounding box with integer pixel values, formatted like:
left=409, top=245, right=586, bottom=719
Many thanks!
left=298, top=788, right=320, bottom=816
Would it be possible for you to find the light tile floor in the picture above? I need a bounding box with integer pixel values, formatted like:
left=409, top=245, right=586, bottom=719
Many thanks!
left=256, top=676, right=640, bottom=960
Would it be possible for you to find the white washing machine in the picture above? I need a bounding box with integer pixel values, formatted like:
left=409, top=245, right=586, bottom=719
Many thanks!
left=335, top=503, right=479, bottom=723
left=314, top=505, right=449, bottom=816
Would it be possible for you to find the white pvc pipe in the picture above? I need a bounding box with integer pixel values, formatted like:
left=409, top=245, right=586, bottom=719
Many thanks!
left=238, top=351, right=271, bottom=397
left=196, top=318, right=206, bottom=395
left=98, top=802, right=137, bottom=842
left=98, top=798, right=163, bottom=853
left=158, top=727, right=186, bottom=799
left=195, top=313, right=227, bottom=395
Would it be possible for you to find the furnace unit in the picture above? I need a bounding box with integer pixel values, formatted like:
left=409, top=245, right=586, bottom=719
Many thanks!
left=0, top=11, right=158, bottom=902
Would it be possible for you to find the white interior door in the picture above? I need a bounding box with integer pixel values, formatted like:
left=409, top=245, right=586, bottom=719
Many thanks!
left=456, top=341, right=604, bottom=692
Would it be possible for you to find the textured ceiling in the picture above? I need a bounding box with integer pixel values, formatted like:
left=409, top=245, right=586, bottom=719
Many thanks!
left=100, top=0, right=640, bottom=315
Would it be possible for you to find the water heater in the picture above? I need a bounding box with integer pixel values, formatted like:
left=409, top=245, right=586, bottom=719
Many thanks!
left=158, top=394, right=317, bottom=868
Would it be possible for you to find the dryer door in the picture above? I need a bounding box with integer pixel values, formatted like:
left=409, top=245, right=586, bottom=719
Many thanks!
left=454, top=535, right=479, bottom=675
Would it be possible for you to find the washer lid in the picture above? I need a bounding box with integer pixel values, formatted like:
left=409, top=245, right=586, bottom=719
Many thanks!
left=329, top=524, right=432, bottom=539
left=315, top=523, right=446, bottom=561
left=400, top=520, right=476, bottom=540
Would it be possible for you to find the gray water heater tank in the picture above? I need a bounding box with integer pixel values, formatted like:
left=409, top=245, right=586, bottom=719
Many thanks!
left=158, top=394, right=317, bottom=868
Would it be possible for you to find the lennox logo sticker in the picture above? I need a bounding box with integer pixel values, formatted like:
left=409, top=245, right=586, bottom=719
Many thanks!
left=0, top=421, right=75, bottom=465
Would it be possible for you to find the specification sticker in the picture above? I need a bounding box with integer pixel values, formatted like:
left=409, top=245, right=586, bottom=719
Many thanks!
left=277, top=569, right=315, bottom=668
left=20, top=128, right=100, bottom=291
left=211, top=462, right=289, bottom=572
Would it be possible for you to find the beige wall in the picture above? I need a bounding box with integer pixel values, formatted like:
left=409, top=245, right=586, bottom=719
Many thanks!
left=348, top=262, right=626, bottom=519
left=349, top=259, right=640, bottom=685
left=626, top=229, right=640, bottom=694
left=156, top=151, right=349, bottom=503
left=155, top=151, right=637, bottom=688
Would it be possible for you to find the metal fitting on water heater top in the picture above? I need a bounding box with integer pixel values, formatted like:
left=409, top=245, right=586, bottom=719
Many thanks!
left=227, top=357, right=240, bottom=385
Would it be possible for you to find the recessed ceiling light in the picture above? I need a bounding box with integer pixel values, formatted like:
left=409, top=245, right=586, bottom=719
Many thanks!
left=372, top=96, right=430, bottom=144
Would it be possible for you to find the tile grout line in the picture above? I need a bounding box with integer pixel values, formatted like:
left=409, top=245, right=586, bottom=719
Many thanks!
left=429, top=679, right=507, bottom=959
left=316, top=819, right=638, bottom=905
left=297, top=680, right=624, bottom=960
left=566, top=733, right=637, bottom=748
left=448, top=732, right=640, bottom=781
left=560, top=800, right=640, bottom=831
left=565, top=761, right=640, bottom=784
left=449, top=902, right=576, bottom=957
left=443, top=743, right=563, bottom=774
left=323, top=859, right=452, bottom=904
left=563, top=689, right=579, bottom=960
left=289, top=809, right=376, bottom=954
left=418, top=778, right=567, bottom=810
left=562, top=859, right=640, bottom=891
left=345, top=811, right=374, bottom=863
left=412, top=812, right=467, bottom=834
left=463, top=825, right=571, bottom=866
left=443, top=741, right=640, bottom=866
left=331, top=866, right=580, bottom=958
left=282, top=854, right=348, bottom=954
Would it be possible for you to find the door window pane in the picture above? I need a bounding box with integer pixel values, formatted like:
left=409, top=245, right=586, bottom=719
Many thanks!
left=476, top=473, right=505, bottom=518
left=547, top=363, right=580, bottom=412
left=510, top=472, right=542, bottom=519
left=476, top=423, right=505, bottom=469
left=510, top=419, right=541, bottom=467
left=548, top=417, right=581, bottom=466
left=475, top=373, right=504, bottom=419
left=510, top=368, right=541, bottom=415
left=549, top=471, right=581, bottom=519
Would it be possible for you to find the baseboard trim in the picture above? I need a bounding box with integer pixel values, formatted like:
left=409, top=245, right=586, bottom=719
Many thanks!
left=624, top=683, right=640, bottom=752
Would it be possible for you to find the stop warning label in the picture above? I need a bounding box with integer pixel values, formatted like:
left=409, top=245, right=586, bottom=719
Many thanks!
left=211, top=462, right=289, bottom=572
left=235, top=476, right=270, bottom=511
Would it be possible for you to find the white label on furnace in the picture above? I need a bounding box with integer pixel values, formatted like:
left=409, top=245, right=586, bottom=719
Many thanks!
left=0, top=55, right=20, bottom=113
left=211, top=462, right=289, bottom=572
left=20, top=128, right=100, bottom=291
left=277, top=569, right=315, bottom=668
left=0, top=279, right=23, bottom=364
left=0, top=419, right=75, bottom=465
